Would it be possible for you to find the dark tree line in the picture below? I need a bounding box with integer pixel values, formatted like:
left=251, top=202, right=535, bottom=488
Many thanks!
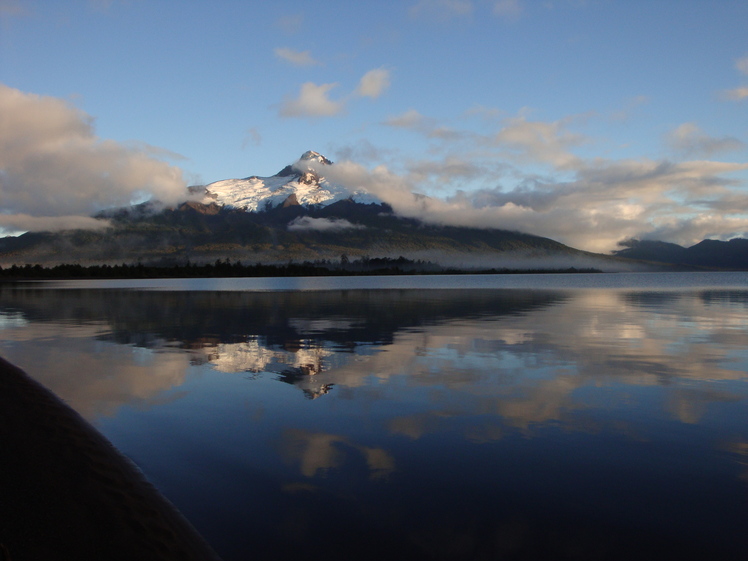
left=0, top=258, right=600, bottom=280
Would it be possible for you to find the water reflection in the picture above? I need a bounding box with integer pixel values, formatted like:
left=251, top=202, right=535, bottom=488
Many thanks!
left=2, top=286, right=748, bottom=428
left=282, top=428, right=396, bottom=480
left=1, top=283, right=748, bottom=559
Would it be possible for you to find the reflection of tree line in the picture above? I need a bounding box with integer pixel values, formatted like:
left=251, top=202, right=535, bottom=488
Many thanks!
left=0, top=286, right=565, bottom=352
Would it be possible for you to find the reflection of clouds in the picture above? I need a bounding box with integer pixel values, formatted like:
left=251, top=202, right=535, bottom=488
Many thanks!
left=282, top=428, right=395, bottom=480
left=258, top=289, right=748, bottom=436
left=725, top=440, right=748, bottom=482
left=0, top=321, right=192, bottom=419
left=666, top=388, right=744, bottom=424
left=3, top=288, right=748, bottom=436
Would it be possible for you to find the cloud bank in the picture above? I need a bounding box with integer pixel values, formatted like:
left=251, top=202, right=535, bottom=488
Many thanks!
left=288, top=216, right=365, bottom=232
left=316, top=111, right=748, bottom=253
left=0, top=84, right=188, bottom=233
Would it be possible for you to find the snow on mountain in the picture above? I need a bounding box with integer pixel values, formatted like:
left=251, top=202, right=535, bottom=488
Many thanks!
left=202, top=151, right=382, bottom=211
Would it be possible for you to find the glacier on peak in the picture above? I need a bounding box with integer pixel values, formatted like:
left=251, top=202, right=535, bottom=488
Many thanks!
left=202, top=151, right=380, bottom=212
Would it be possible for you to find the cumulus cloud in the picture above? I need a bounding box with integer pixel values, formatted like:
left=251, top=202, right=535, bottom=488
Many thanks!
left=385, top=109, right=432, bottom=130
left=0, top=84, right=188, bottom=233
left=287, top=216, right=365, bottom=232
left=493, top=114, right=584, bottom=169
left=665, top=123, right=744, bottom=157
left=279, top=82, right=345, bottom=118
left=280, top=69, right=393, bottom=119
left=274, top=47, right=321, bottom=67
left=384, top=109, right=462, bottom=141
left=387, top=110, right=584, bottom=165
left=409, top=0, right=473, bottom=20
left=356, top=68, right=390, bottom=99
left=736, top=55, right=748, bottom=75
left=722, top=86, right=748, bottom=101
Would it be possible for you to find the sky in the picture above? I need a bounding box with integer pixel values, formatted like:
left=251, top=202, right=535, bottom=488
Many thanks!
left=1, top=0, right=747, bottom=253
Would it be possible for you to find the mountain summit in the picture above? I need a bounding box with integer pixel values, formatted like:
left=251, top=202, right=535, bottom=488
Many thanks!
left=201, top=151, right=381, bottom=212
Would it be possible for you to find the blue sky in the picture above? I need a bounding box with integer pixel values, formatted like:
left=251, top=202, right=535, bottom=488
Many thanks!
left=1, top=0, right=747, bottom=251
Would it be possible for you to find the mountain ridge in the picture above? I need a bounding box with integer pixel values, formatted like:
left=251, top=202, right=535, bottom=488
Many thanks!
left=613, top=238, right=748, bottom=269
left=0, top=150, right=720, bottom=272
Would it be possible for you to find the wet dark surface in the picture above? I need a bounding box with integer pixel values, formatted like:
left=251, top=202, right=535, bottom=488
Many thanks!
left=1, top=277, right=748, bottom=560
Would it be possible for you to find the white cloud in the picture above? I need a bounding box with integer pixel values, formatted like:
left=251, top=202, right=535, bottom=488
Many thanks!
left=274, top=47, right=321, bottom=67
left=722, top=86, right=748, bottom=101
left=278, top=82, right=345, bottom=118
left=736, top=55, right=748, bottom=75
left=642, top=214, right=748, bottom=246
left=409, top=0, right=473, bottom=20
left=665, top=123, right=744, bottom=156
left=492, top=0, right=522, bottom=20
left=493, top=114, right=585, bottom=169
left=356, top=68, right=390, bottom=99
left=354, top=109, right=748, bottom=251
left=280, top=69, right=392, bottom=119
left=287, top=216, right=365, bottom=232
left=321, top=140, right=748, bottom=253
left=383, top=109, right=462, bottom=141
left=384, top=109, right=431, bottom=130
left=0, top=84, right=187, bottom=232
left=0, top=213, right=110, bottom=234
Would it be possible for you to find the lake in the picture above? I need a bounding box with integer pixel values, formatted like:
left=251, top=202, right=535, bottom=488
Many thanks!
left=1, top=272, right=748, bottom=560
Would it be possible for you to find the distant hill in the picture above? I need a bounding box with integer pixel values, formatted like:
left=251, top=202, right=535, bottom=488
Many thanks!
left=613, top=238, right=748, bottom=269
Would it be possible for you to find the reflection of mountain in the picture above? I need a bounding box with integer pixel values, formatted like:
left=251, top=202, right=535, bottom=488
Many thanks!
left=4, top=284, right=748, bottom=560
left=0, top=287, right=564, bottom=400
left=3, top=285, right=747, bottom=423
left=0, top=320, right=192, bottom=419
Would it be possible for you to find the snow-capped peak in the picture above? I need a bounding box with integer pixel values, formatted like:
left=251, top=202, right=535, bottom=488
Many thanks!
left=202, top=151, right=382, bottom=212
left=298, top=150, right=332, bottom=166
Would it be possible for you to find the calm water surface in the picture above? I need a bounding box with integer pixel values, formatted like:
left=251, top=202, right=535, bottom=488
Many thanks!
left=1, top=272, right=748, bottom=560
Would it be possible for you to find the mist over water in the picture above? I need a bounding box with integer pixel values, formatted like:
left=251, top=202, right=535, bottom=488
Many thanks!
left=1, top=273, right=748, bottom=560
